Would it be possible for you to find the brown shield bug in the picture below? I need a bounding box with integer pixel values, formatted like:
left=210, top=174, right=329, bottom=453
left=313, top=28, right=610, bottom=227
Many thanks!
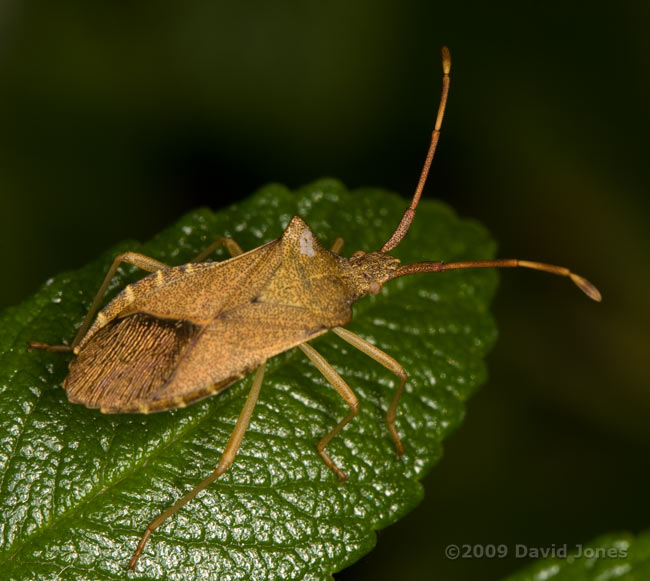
left=28, top=46, right=601, bottom=569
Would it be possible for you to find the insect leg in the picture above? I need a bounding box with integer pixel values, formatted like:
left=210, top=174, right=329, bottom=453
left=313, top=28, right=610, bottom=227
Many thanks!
left=331, top=327, right=407, bottom=456
left=191, top=237, right=243, bottom=262
left=127, top=362, right=267, bottom=570
left=330, top=237, right=344, bottom=254
left=28, top=251, right=168, bottom=352
left=298, top=342, right=359, bottom=481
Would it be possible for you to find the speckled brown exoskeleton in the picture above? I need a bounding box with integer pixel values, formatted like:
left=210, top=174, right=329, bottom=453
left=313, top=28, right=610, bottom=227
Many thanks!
left=28, top=47, right=601, bottom=569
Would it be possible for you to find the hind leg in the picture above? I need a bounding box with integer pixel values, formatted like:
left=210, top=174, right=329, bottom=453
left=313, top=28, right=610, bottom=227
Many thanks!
left=28, top=252, right=168, bottom=352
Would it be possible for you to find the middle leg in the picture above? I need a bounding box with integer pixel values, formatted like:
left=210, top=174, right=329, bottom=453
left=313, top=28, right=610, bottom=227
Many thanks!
left=298, top=342, right=359, bottom=481
left=330, top=237, right=344, bottom=254
left=191, top=236, right=243, bottom=262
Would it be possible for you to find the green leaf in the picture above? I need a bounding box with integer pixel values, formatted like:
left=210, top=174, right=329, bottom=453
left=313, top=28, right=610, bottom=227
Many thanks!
left=0, top=179, right=497, bottom=580
left=505, top=531, right=650, bottom=580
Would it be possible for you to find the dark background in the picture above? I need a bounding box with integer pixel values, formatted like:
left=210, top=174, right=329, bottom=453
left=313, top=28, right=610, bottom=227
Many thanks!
left=1, top=2, right=648, bottom=579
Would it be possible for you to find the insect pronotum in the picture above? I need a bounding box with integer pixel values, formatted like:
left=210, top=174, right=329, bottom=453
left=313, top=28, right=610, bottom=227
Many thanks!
left=28, top=46, right=601, bottom=569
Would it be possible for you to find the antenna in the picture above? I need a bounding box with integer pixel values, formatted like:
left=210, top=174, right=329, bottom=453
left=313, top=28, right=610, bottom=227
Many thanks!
left=393, top=259, right=602, bottom=301
left=381, top=45, right=451, bottom=253
left=380, top=46, right=601, bottom=302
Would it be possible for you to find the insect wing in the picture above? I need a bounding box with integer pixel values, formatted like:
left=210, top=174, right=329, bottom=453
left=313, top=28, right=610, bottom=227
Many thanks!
left=65, top=312, right=203, bottom=412
left=149, top=301, right=330, bottom=404
left=65, top=303, right=328, bottom=413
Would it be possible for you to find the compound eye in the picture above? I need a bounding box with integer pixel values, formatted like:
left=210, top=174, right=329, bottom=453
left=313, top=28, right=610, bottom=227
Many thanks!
left=369, top=281, right=382, bottom=295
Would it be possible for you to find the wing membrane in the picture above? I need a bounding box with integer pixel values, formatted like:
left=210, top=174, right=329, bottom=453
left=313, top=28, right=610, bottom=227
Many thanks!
left=65, top=313, right=202, bottom=411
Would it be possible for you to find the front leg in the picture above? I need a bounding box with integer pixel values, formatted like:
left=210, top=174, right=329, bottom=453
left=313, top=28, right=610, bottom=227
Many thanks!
left=331, top=327, right=407, bottom=456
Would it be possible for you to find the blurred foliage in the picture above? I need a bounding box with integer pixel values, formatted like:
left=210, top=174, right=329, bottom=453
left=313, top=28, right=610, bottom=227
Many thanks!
left=0, top=1, right=648, bottom=579
left=505, top=531, right=650, bottom=581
